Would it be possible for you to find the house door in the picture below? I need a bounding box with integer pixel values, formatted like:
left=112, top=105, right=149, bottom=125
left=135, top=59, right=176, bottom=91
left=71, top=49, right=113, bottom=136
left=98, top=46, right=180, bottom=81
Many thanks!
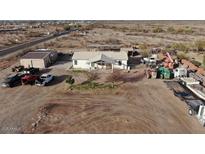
left=106, top=63, right=112, bottom=69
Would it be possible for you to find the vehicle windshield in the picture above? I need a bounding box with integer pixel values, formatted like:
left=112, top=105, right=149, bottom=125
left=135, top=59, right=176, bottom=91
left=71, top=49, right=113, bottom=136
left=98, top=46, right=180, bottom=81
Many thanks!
left=41, top=76, right=47, bottom=79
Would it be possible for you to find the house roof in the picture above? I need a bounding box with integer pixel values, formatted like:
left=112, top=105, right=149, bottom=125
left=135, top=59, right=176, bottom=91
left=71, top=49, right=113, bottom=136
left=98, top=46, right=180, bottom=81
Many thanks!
left=89, top=53, right=115, bottom=64
left=72, top=51, right=128, bottom=61
left=21, top=51, right=51, bottom=59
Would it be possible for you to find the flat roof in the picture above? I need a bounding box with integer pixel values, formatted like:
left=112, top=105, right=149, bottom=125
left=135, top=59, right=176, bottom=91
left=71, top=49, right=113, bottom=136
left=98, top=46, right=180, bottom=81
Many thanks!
left=21, top=52, right=50, bottom=59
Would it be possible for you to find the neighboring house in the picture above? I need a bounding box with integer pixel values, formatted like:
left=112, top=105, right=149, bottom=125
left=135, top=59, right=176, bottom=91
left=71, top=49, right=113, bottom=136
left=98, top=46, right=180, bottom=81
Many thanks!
left=20, top=50, right=58, bottom=68
left=72, top=51, right=128, bottom=70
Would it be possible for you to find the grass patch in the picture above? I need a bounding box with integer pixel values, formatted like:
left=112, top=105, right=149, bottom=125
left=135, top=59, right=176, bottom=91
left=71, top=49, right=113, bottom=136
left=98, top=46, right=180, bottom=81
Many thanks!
left=71, top=81, right=117, bottom=90
left=167, top=26, right=194, bottom=34
left=72, top=69, right=88, bottom=74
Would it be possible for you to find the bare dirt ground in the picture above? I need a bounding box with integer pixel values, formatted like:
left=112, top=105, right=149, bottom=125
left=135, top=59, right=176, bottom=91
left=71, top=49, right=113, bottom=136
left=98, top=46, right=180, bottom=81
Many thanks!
left=0, top=24, right=63, bottom=49
left=37, top=21, right=205, bottom=63
left=1, top=21, right=205, bottom=134
left=23, top=72, right=205, bottom=134
left=0, top=64, right=204, bottom=134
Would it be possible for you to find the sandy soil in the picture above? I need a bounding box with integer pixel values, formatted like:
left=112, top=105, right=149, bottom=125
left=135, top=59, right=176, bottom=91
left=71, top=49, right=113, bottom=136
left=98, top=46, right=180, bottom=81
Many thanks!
left=1, top=21, right=205, bottom=134
left=0, top=65, right=205, bottom=133
left=22, top=76, right=205, bottom=134
left=0, top=24, right=64, bottom=49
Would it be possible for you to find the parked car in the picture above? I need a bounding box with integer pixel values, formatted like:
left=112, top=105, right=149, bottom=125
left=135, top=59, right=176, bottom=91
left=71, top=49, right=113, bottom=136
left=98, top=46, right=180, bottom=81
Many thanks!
left=35, top=74, right=54, bottom=86
left=21, top=74, right=39, bottom=85
left=1, top=74, right=21, bottom=88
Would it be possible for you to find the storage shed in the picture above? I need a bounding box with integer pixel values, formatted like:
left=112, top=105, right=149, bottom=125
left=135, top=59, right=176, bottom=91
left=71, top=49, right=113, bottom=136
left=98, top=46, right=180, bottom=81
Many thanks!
left=20, top=50, right=58, bottom=68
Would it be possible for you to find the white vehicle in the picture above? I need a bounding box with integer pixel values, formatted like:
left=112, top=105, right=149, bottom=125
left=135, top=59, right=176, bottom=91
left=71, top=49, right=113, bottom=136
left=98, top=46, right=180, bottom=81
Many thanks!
left=143, top=54, right=158, bottom=66
left=35, top=74, right=54, bottom=86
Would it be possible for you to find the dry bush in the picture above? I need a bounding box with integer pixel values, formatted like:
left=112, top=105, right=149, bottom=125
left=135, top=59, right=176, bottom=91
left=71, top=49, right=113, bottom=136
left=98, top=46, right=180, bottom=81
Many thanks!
left=106, top=70, right=124, bottom=83
left=170, top=43, right=190, bottom=52
left=121, top=72, right=145, bottom=83
left=27, top=31, right=43, bottom=37
left=176, top=52, right=189, bottom=60
left=86, top=72, right=99, bottom=81
left=167, top=26, right=176, bottom=33
left=195, top=39, right=205, bottom=51
left=152, top=26, right=164, bottom=33
left=104, top=38, right=122, bottom=45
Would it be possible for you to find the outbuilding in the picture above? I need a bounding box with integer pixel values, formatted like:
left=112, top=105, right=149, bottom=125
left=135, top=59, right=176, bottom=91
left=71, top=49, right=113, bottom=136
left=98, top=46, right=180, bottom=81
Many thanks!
left=20, top=50, right=58, bottom=68
left=72, top=51, right=128, bottom=70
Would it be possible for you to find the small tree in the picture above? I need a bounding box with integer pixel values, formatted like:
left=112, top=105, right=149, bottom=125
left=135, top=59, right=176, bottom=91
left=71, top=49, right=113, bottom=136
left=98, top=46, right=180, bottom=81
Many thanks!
left=87, top=72, right=99, bottom=81
left=65, top=75, right=75, bottom=89
left=106, top=70, right=123, bottom=87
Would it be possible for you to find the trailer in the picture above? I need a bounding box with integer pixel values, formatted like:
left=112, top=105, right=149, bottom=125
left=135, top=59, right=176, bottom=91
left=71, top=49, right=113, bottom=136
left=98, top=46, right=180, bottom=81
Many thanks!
left=179, top=77, right=205, bottom=126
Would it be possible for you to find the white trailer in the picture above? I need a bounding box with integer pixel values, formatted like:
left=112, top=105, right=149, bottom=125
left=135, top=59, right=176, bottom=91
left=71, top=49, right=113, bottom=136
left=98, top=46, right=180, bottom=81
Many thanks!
left=179, top=77, right=205, bottom=126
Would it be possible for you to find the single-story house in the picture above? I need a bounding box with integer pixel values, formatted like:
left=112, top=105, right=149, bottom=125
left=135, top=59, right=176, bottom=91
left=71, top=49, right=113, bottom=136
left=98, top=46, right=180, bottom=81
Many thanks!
left=20, top=50, right=58, bottom=68
left=72, top=51, right=128, bottom=70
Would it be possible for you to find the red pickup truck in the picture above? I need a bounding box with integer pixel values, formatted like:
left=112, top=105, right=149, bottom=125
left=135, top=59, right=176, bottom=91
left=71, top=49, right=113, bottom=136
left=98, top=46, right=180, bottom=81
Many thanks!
left=21, top=74, right=39, bottom=85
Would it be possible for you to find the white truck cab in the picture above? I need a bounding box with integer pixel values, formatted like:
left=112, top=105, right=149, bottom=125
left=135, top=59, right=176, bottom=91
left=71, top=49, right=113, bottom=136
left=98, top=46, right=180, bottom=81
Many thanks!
left=197, top=105, right=205, bottom=126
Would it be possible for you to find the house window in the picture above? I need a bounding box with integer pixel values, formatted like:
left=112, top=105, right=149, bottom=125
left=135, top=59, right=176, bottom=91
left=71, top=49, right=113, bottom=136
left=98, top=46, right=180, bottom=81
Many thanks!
left=74, top=60, right=77, bottom=65
left=118, top=61, right=122, bottom=66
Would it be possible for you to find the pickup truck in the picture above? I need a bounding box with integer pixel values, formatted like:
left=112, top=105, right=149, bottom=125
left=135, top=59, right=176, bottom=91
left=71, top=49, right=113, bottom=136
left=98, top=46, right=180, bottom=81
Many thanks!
left=35, top=74, right=54, bottom=86
left=1, top=74, right=22, bottom=88
left=21, top=74, right=39, bottom=85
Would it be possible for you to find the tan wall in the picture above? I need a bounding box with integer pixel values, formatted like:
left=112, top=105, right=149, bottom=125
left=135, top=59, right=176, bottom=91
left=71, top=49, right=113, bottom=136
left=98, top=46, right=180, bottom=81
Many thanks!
left=20, top=59, right=46, bottom=68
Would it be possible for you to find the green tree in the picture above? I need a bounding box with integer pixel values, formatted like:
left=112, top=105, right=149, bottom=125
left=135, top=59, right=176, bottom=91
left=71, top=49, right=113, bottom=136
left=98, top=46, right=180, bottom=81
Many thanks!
left=66, top=75, right=75, bottom=85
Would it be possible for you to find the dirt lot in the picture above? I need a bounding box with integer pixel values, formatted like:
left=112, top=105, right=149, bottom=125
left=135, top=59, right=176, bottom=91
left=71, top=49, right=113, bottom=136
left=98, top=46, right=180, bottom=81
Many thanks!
left=1, top=21, right=205, bottom=134
left=38, top=21, right=205, bottom=63
left=0, top=24, right=64, bottom=50
left=0, top=64, right=205, bottom=133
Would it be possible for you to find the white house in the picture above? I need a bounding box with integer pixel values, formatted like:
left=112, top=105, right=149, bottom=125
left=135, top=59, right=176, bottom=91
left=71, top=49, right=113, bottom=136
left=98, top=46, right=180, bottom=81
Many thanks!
left=72, top=51, right=128, bottom=70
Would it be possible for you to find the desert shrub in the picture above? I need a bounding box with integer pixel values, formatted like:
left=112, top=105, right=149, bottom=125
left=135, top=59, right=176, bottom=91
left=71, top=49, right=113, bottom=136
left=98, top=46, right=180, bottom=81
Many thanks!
left=7, top=39, right=19, bottom=44
left=195, top=39, right=205, bottom=51
left=139, top=43, right=149, bottom=57
left=174, top=27, right=194, bottom=34
left=203, top=55, right=205, bottom=67
left=167, top=26, right=176, bottom=33
left=152, top=26, right=164, bottom=33
left=64, top=24, right=71, bottom=31
left=166, top=26, right=194, bottom=35
left=104, top=38, right=122, bottom=45
left=171, top=43, right=189, bottom=52
left=140, top=50, right=149, bottom=57
left=106, top=70, right=124, bottom=87
left=65, top=75, right=75, bottom=85
left=86, top=72, right=99, bottom=81
left=184, top=27, right=194, bottom=34
left=176, top=52, right=189, bottom=60
left=191, top=60, right=201, bottom=67
left=27, top=31, right=42, bottom=37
